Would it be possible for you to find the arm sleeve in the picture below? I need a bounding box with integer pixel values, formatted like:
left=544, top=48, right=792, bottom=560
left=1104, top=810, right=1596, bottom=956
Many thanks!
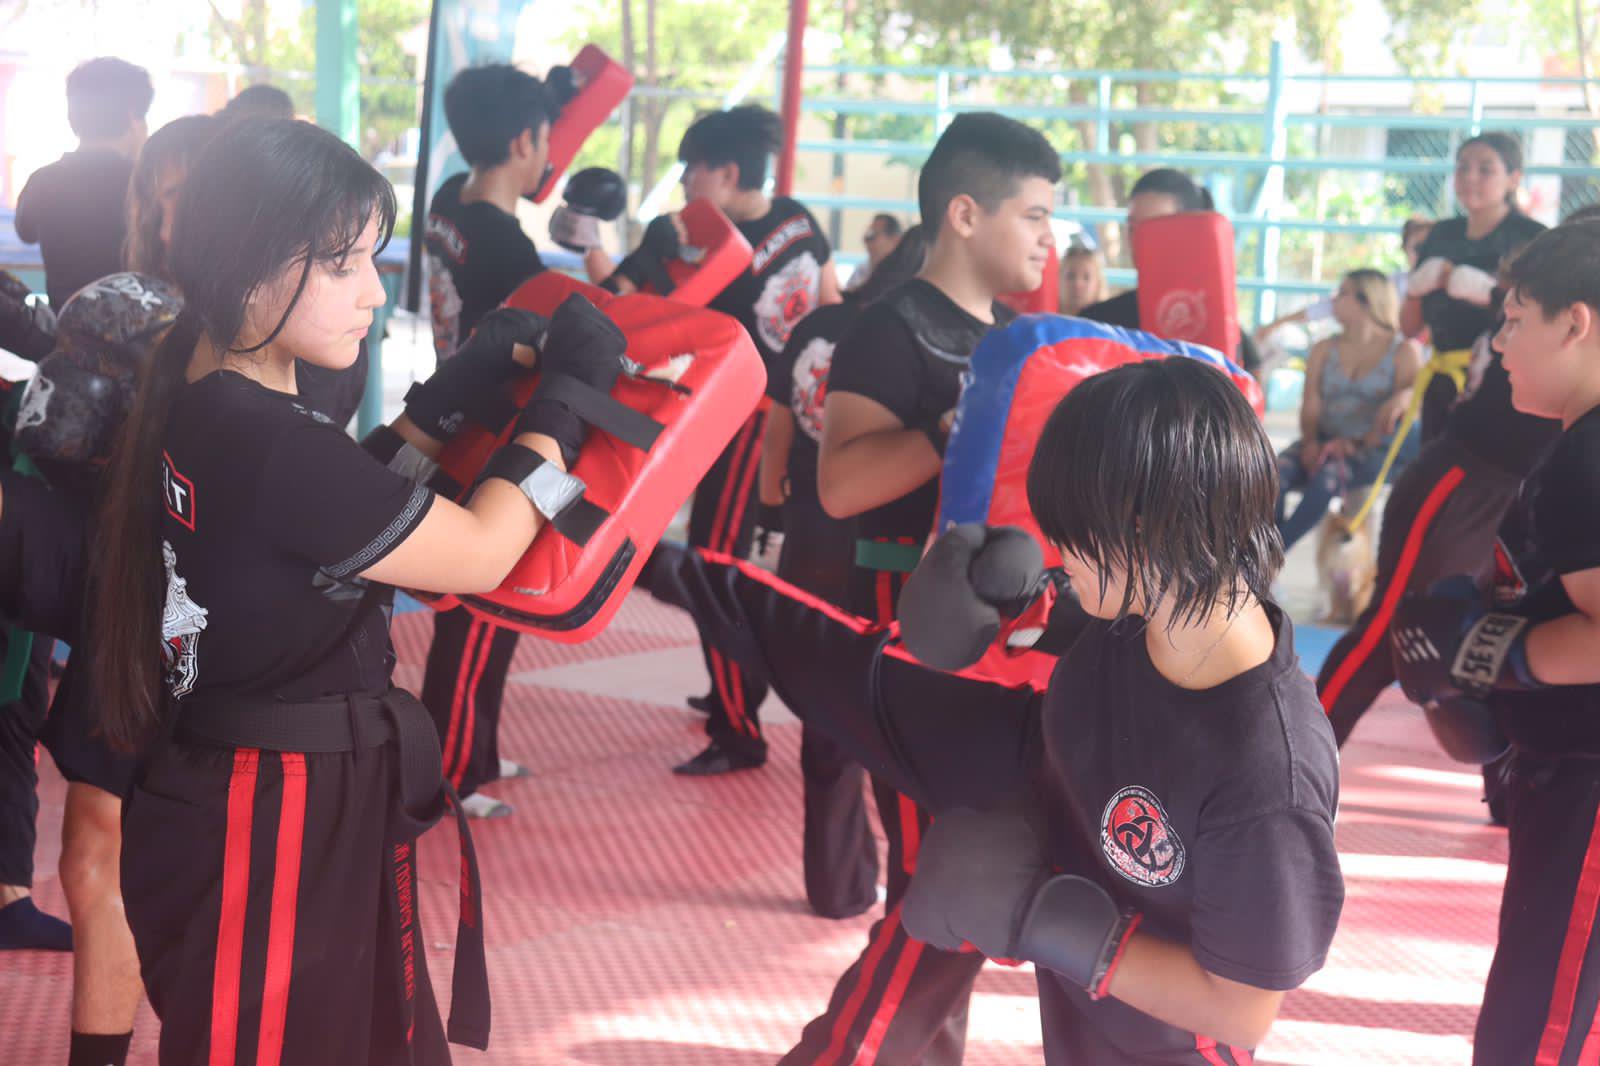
left=0, top=470, right=88, bottom=642
left=825, top=306, right=923, bottom=425
left=253, top=422, right=434, bottom=580
left=1188, top=808, right=1345, bottom=990
left=13, top=175, right=40, bottom=244
left=1537, top=433, right=1600, bottom=576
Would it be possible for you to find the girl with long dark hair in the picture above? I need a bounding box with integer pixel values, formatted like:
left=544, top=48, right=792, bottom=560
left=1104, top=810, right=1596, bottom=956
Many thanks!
left=93, top=117, right=623, bottom=1064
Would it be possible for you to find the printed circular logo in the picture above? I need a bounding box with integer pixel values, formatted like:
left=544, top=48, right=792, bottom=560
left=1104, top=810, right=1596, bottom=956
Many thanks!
left=1154, top=289, right=1208, bottom=342
left=790, top=336, right=835, bottom=442
left=1100, top=785, right=1186, bottom=887
left=755, top=252, right=821, bottom=354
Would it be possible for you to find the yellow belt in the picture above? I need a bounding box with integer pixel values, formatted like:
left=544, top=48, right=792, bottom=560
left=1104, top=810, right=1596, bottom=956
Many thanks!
left=1342, top=348, right=1473, bottom=533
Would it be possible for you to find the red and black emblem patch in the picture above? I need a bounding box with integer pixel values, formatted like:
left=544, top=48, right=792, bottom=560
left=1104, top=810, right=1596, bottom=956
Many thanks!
left=162, top=451, right=196, bottom=531
left=1100, top=785, right=1186, bottom=888
left=1491, top=537, right=1527, bottom=607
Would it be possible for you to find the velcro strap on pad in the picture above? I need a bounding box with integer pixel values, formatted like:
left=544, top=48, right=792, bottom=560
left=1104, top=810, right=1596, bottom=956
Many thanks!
left=540, top=372, right=664, bottom=452
left=478, top=444, right=608, bottom=546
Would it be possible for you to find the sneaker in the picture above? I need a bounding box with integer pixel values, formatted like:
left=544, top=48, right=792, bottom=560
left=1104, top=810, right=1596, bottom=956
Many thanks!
left=672, top=741, right=765, bottom=777
left=685, top=693, right=715, bottom=715
left=498, top=758, right=532, bottom=780
left=461, top=793, right=514, bottom=819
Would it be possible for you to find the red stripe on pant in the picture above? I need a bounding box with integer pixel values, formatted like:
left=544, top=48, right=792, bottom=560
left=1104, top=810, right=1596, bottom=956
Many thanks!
left=443, top=621, right=494, bottom=790
left=1537, top=802, right=1600, bottom=1065
left=211, top=749, right=261, bottom=1066
left=1319, top=466, right=1466, bottom=713
left=707, top=415, right=764, bottom=731
left=819, top=905, right=911, bottom=1065
left=1195, top=1036, right=1252, bottom=1065
left=256, top=754, right=307, bottom=1066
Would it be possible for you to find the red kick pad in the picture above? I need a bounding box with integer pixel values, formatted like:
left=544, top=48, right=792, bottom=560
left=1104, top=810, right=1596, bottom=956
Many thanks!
left=638, top=199, right=753, bottom=307
left=430, top=273, right=766, bottom=641
left=532, top=45, right=634, bottom=203
left=1132, top=211, right=1240, bottom=358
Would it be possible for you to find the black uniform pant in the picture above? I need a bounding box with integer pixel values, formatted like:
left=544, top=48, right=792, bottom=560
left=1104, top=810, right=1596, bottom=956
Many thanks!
left=420, top=606, right=520, bottom=799
left=1315, top=433, right=1522, bottom=746
left=687, top=409, right=769, bottom=762
left=1476, top=752, right=1600, bottom=1064
left=123, top=739, right=454, bottom=1066
left=0, top=636, right=51, bottom=887
left=779, top=489, right=877, bottom=920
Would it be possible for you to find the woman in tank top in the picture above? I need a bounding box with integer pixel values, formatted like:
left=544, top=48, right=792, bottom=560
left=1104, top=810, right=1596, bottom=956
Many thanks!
left=1276, top=268, right=1423, bottom=548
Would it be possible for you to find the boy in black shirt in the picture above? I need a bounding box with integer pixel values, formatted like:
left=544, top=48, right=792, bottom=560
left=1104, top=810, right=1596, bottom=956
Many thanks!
left=16, top=57, right=152, bottom=310
left=420, top=64, right=556, bottom=815
left=782, top=112, right=1057, bottom=1066
left=606, top=105, right=838, bottom=776
left=1393, top=222, right=1600, bottom=1062
left=643, top=357, right=1344, bottom=1061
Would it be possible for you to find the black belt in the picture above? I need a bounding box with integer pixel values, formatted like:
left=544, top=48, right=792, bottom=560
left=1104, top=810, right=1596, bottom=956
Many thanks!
left=175, top=687, right=491, bottom=1050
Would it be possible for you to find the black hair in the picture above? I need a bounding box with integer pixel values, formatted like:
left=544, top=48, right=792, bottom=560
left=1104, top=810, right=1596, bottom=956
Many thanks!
left=124, top=114, right=220, bottom=276
left=677, top=105, right=782, bottom=190
left=854, top=223, right=929, bottom=305
left=917, top=112, right=1061, bottom=237
left=221, top=83, right=296, bottom=122
left=1026, top=358, right=1282, bottom=628
left=94, top=119, right=396, bottom=750
left=871, top=213, right=903, bottom=237
left=1502, top=223, right=1600, bottom=319
left=66, top=57, right=154, bottom=141
left=1128, top=168, right=1214, bottom=213
left=444, top=64, right=553, bottom=169
left=1563, top=203, right=1600, bottom=226
left=1459, top=132, right=1524, bottom=207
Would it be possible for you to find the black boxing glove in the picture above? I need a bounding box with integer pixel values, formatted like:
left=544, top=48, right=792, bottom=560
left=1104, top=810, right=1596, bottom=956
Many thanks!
left=1391, top=575, right=1542, bottom=705
left=607, top=214, right=683, bottom=295
left=515, top=293, right=626, bottom=467
left=545, top=65, right=579, bottom=112
left=403, top=307, right=550, bottom=441
left=12, top=349, right=128, bottom=466
left=550, top=167, right=628, bottom=253
left=899, top=524, right=1047, bottom=671
left=901, top=807, right=1140, bottom=997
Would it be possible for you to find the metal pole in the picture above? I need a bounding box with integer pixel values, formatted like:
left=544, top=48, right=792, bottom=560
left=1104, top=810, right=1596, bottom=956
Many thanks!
left=1255, top=40, right=1287, bottom=328
left=315, top=0, right=360, bottom=148
left=776, top=0, right=809, bottom=196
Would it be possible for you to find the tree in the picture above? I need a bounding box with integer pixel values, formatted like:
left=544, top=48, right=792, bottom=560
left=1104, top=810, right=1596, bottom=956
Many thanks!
left=209, top=0, right=427, bottom=158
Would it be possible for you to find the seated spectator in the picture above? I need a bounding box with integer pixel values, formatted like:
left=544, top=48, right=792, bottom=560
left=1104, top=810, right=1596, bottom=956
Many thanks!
left=1256, top=216, right=1434, bottom=347
left=1058, top=243, right=1106, bottom=315
left=1276, top=268, right=1422, bottom=549
left=843, top=212, right=902, bottom=293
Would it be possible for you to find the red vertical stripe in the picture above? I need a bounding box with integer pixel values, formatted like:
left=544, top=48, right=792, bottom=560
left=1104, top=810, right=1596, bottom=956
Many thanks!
left=446, top=622, right=495, bottom=789
left=1537, top=802, right=1600, bottom=1065
left=209, top=749, right=261, bottom=1066
left=1577, top=1021, right=1600, bottom=1066
left=898, top=795, right=922, bottom=878
left=255, top=754, right=308, bottom=1066
left=1319, top=466, right=1466, bottom=713
left=821, top=907, right=907, bottom=1065
left=851, top=935, right=926, bottom=1065
left=710, top=417, right=758, bottom=553
left=440, top=620, right=486, bottom=782
left=1194, top=1036, right=1231, bottom=1066
left=720, top=415, right=764, bottom=553
left=874, top=572, right=894, bottom=627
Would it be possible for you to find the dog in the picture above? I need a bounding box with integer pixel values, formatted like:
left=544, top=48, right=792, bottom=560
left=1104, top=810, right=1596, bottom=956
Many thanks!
left=1316, top=510, right=1377, bottom=626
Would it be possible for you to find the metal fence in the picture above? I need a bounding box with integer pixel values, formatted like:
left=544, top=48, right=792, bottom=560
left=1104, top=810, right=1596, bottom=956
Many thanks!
left=626, top=40, right=1600, bottom=328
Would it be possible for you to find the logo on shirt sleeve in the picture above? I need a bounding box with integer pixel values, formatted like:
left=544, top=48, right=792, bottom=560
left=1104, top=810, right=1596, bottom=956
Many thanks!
left=754, top=252, right=821, bottom=354
left=161, top=540, right=208, bottom=698
left=1100, top=785, right=1186, bottom=887
left=790, top=336, right=835, bottom=442
left=162, top=452, right=196, bottom=531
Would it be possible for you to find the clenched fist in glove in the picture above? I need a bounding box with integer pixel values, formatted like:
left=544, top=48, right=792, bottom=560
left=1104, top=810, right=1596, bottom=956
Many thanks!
left=899, top=524, right=1049, bottom=671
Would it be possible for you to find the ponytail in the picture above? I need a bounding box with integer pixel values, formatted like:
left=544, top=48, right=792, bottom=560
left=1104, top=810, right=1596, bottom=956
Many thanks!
left=92, top=311, right=202, bottom=750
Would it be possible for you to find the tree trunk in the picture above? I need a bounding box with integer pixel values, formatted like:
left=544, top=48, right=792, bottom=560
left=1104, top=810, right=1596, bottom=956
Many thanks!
left=1068, top=81, right=1118, bottom=257
left=1576, top=0, right=1598, bottom=117
left=640, top=0, right=663, bottom=197
left=619, top=0, right=636, bottom=242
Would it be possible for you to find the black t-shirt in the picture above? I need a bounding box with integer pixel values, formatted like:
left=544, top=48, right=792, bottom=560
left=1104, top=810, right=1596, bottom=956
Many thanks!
left=295, top=339, right=370, bottom=430
left=1491, top=406, right=1600, bottom=753
left=1415, top=212, right=1547, bottom=352
left=707, top=196, right=832, bottom=370
left=1445, top=347, right=1561, bottom=475
left=159, top=372, right=433, bottom=703
left=15, top=149, right=134, bottom=310
left=425, top=173, right=544, bottom=362
left=1077, top=287, right=1262, bottom=373
left=768, top=301, right=860, bottom=495
left=1031, top=605, right=1342, bottom=1060
left=827, top=279, right=1013, bottom=543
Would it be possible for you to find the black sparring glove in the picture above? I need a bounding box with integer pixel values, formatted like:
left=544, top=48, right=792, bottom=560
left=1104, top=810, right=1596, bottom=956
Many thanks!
left=607, top=214, right=683, bottom=295
left=899, top=524, right=1048, bottom=671
left=901, top=807, right=1139, bottom=997
left=1392, top=575, right=1542, bottom=703
left=550, top=167, right=627, bottom=253
left=514, top=293, right=626, bottom=467
left=403, top=307, right=550, bottom=441
left=545, top=65, right=579, bottom=112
